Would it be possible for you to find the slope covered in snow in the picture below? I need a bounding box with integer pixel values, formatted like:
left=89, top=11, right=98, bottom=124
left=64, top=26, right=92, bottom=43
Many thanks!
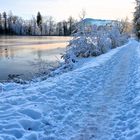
left=0, top=39, right=140, bottom=140
left=81, top=18, right=113, bottom=26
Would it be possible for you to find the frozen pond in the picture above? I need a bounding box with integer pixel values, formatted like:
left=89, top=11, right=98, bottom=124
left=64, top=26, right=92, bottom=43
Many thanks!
left=0, top=36, right=71, bottom=81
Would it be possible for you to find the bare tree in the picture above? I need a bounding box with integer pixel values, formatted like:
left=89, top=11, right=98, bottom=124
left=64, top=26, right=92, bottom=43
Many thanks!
left=48, top=16, right=54, bottom=36
left=7, top=11, right=13, bottom=34
left=79, top=9, right=87, bottom=20
left=56, top=22, right=63, bottom=36
left=68, top=16, right=76, bottom=35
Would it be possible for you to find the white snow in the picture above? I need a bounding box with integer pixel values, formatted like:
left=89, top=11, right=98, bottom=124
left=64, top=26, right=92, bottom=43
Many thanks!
left=0, top=39, right=140, bottom=140
left=81, top=18, right=113, bottom=26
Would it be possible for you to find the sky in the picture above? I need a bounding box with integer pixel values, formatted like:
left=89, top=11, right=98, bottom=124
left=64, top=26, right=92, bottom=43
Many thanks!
left=0, top=0, right=135, bottom=21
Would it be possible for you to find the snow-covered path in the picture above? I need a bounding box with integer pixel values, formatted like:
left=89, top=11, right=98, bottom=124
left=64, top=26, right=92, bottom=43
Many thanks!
left=0, top=39, right=140, bottom=140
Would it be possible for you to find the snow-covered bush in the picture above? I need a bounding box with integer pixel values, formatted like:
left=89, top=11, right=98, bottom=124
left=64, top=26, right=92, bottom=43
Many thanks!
left=62, top=21, right=128, bottom=64
left=108, top=23, right=128, bottom=48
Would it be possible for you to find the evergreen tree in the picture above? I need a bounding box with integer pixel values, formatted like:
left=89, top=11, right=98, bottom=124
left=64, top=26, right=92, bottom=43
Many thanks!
left=37, top=12, right=42, bottom=34
left=3, top=12, right=7, bottom=34
left=0, top=13, right=2, bottom=33
left=134, top=0, right=140, bottom=39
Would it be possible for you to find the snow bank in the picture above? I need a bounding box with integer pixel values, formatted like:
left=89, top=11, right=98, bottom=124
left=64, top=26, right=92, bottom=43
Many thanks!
left=0, top=40, right=140, bottom=140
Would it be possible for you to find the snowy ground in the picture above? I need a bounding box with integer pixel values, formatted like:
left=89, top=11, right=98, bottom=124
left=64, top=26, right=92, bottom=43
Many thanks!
left=0, top=39, right=140, bottom=140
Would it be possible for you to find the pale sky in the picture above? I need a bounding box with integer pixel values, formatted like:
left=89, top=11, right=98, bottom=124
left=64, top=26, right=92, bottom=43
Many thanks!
left=0, top=0, right=135, bottom=21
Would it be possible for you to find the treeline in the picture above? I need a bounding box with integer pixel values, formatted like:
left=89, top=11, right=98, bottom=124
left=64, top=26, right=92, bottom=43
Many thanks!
left=134, top=0, right=140, bottom=39
left=0, top=11, right=77, bottom=36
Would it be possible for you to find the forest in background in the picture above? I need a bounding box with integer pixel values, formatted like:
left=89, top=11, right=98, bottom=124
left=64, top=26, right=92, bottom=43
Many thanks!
left=0, top=11, right=78, bottom=36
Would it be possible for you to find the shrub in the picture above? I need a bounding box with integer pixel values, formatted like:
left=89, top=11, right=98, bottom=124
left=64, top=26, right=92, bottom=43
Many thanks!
left=62, top=21, right=128, bottom=64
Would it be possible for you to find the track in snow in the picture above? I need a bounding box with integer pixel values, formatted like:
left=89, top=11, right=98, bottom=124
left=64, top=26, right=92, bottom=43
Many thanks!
left=0, top=39, right=140, bottom=140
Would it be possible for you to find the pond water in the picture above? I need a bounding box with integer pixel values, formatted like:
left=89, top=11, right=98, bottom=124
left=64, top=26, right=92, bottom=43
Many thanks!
left=0, top=36, right=71, bottom=81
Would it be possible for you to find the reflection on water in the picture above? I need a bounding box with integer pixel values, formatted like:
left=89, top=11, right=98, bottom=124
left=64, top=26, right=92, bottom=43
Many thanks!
left=0, top=36, right=71, bottom=81
left=0, top=47, right=15, bottom=59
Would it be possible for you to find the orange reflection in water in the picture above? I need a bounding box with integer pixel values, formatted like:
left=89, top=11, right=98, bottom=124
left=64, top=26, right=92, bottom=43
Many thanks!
left=0, top=36, right=71, bottom=60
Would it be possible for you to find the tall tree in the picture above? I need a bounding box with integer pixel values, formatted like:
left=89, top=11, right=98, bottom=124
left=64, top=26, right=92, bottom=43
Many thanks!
left=32, top=16, right=37, bottom=35
left=68, top=16, right=76, bottom=35
left=48, top=16, right=54, bottom=36
left=57, top=22, right=63, bottom=36
left=63, top=21, right=68, bottom=36
left=8, top=11, right=13, bottom=34
left=134, top=0, right=140, bottom=39
left=0, top=13, right=2, bottom=33
left=37, top=12, right=42, bottom=34
left=3, top=12, right=7, bottom=34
